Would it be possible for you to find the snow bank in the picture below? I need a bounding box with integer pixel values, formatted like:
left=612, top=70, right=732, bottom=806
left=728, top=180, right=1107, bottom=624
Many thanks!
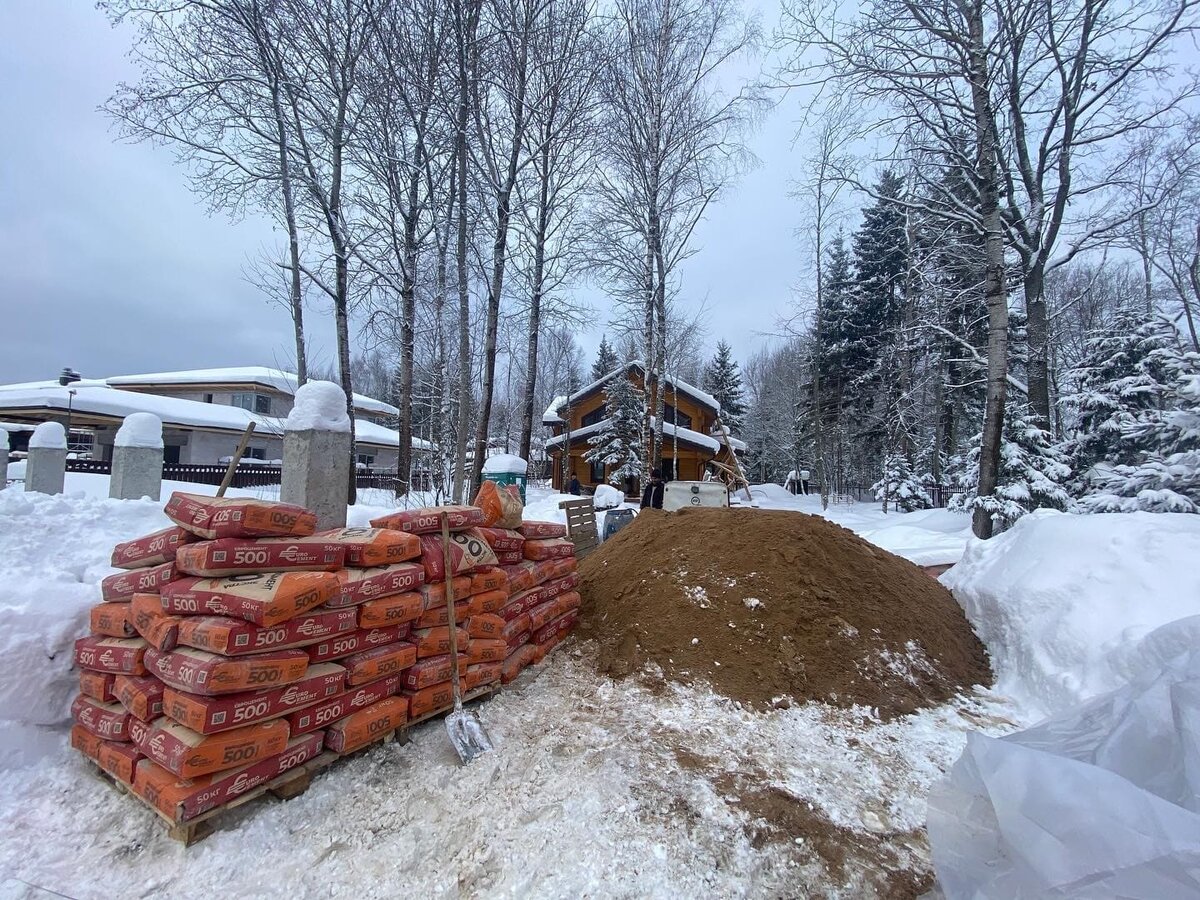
left=944, top=510, right=1200, bottom=718
left=0, top=490, right=170, bottom=769
left=285, top=380, right=350, bottom=432
left=114, top=412, right=163, bottom=449
left=482, top=452, right=527, bottom=475
left=29, top=422, right=65, bottom=450
left=593, top=483, right=624, bottom=509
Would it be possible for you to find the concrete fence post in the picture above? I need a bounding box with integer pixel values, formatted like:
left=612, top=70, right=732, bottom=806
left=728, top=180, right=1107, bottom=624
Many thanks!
left=110, top=413, right=164, bottom=501
left=25, top=422, right=67, bottom=495
left=1, top=428, right=8, bottom=488
left=280, top=381, right=351, bottom=530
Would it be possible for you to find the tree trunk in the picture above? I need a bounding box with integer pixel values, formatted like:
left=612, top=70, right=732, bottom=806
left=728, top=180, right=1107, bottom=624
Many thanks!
left=967, top=0, right=1008, bottom=540
left=1024, top=265, right=1050, bottom=427
left=518, top=158, right=551, bottom=464
left=333, top=250, right=358, bottom=506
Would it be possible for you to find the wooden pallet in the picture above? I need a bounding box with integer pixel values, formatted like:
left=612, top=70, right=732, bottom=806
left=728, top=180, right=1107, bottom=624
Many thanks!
left=89, top=682, right=501, bottom=846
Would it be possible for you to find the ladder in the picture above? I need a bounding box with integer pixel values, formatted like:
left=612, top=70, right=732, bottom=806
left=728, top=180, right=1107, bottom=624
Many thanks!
left=713, top=417, right=754, bottom=504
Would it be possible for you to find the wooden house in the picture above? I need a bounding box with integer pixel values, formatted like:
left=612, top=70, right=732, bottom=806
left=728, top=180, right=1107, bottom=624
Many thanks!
left=542, top=362, right=745, bottom=494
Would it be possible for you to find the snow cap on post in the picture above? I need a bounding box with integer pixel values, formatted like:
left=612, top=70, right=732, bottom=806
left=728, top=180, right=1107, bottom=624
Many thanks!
left=482, top=453, right=527, bottom=476
left=286, top=381, right=351, bottom=433
left=29, top=421, right=66, bottom=450
left=115, top=413, right=163, bottom=449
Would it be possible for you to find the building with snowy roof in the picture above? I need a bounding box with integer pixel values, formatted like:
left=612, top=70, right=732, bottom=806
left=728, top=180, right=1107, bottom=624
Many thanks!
left=541, top=361, right=744, bottom=494
left=0, top=367, right=426, bottom=471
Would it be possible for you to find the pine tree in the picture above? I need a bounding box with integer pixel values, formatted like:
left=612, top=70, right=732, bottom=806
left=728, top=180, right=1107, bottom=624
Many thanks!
left=591, top=337, right=619, bottom=381
left=1072, top=318, right=1200, bottom=513
left=872, top=452, right=933, bottom=512
left=703, top=340, right=747, bottom=432
left=1063, top=310, right=1177, bottom=484
left=949, top=402, right=1072, bottom=530
left=584, top=374, right=645, bottom=485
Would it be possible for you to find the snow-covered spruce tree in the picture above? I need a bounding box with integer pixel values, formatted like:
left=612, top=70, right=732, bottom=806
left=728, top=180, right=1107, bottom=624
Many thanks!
left=703, top=340, right=747, bottom=432
left=1063, top=311, right=1176, bottom=490
left=584, top=374, right=645, bottom=485
left=591, top=337, right=619, bottom=381
left=1076, top=322, right=1200, bottom=513
left=872, top=452, right=933, bottom=512
left=949, top=402, right=1072, bottom=531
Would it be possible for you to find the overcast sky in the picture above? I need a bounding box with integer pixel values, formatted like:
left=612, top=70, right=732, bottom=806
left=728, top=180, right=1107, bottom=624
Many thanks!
left=0, top=1, right=807, bottom=386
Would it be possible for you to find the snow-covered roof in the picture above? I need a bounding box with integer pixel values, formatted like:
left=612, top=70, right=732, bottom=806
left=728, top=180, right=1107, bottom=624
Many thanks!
left=545, top=417, right=723, bottom=454
left=558, top=362, right=721, bottom=416
left=0, top=383, right=428, bottom=451
left=482, top=452, right=528, bottom=475
left=542, top=395, right=567, bottom=425
left=105, top=366, right=399, bottom=416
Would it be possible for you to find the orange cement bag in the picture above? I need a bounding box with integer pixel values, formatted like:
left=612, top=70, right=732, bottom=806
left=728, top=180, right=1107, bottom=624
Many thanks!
left=524, top=537, right=575, bottom=561
left=519, top=520, right=567, bottom=539
left=71, top=726, right=142, bottom=785
left=74, top=636, right=148, bottom=675
left=557, top=590, right=582, bottom=615
left=79, top=670, right=117, bottom=703
left=111, top=526, right=196, bottom=569
left=418, top=576, right=472, bottom=610
left=357, top=592, right=424, bottom=629
left=398, top=656, right=452, bottom=691
left=70, top=724, right=103, bottom=760
left=542, top=572, right=580, bottom=601
left=288, top=674, right=399, bottom=736
left=145, top=647, right=310, bottom=696
left=463, top=662, right=501, bottom=690
left=501, top=613, right=530, bottom=643
left=411, top=626, right=470, bottom=659
left=175, top=537, right=344, bottom=577
left=404, top=681, right=454, bottom=718
left=313, top=527, right=421, bottom=567
left=501, top=644, right=537, bottom=684
left=134, top=716, right=291, bottom=779
left=547, top=557, right=578, bottom=578
left=526, top=599, right=561, bottom=634
left=501, top=586, right=545, bottom=622
left=133, top=732, right=322, bottom=822
left=533, top=609, right=580, bottom=646
left=129, top=593, right=183, bottom=651
left=306, top=626, right=409, bottom=663
left=466, top=639, right=507, bottom=665
left=475, top=528, right=524, bottom=553
left=163, top=662, right=345, bottom=733
left=113, top=674, right=166, bottom=721
left=494, top=550, right=524, bottom=566
left=89, top=602, right=135, bottom=639
left=332, top=562, right=425, bottom=607
left=72, top=695, right=133, bottom=741
left=469, top=566, right=510, bottom=594
left=415, top=599, right=473, bottom=629
left=176, top=608, right=357, bottom=656
left=342, top=642, right=418, bottom=686
left=500, top=561, right=541, bottom=593
left=466, top=613, right=506, bottom=639
left=468, top=589, right=507, bottom=616
left=164, top=491, right=316, bottom=540
left=160, top=572, right=339, bottom=627
left=324, top=695, right=408, bottom=753
left=473, top=481, right=523, bottom=529
left=418, top=529, right=498, bottom=581
left=101, top=562, right=178, bottom=602
left=369, top=504, right=485, bottom=535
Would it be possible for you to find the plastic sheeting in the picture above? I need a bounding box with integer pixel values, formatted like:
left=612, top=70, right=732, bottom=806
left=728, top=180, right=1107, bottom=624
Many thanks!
left=928, top=638, right=1200, bottom=898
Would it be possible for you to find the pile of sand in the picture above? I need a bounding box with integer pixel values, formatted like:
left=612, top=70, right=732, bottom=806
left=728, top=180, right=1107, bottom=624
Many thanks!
left=577, top=508, right=991, bottom=719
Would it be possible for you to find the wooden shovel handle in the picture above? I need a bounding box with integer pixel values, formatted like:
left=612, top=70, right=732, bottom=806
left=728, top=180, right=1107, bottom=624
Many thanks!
left=441, top=512, right=465, bottom=709
left=217, top=422, right=256, bottom=498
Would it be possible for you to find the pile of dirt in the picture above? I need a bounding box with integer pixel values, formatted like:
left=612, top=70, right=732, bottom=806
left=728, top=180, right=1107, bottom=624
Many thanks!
left=577, top=508, right=991, bottom=719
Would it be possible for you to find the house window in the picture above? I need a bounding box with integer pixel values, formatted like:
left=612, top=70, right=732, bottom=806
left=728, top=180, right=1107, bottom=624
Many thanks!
left=581, top=403, right=607, bottom=427
left=232, top=393, right=272, bottom=415
left=243, top=447, right=266, bottom=461
left=589, top=459, right=605, bottom=483
left=663, top=403, right=692, bottom=430
left=203, top=393, right=213, bottom=404
left=357, top=453, right=376, bottom=467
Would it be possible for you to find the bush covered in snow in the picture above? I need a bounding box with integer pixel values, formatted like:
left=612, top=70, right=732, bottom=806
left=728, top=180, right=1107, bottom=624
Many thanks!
left=871, top=453, right=932, bottom=512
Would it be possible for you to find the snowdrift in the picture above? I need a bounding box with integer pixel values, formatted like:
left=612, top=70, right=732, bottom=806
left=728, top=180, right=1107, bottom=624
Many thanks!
left=943, top=509, right=1200, bottom=718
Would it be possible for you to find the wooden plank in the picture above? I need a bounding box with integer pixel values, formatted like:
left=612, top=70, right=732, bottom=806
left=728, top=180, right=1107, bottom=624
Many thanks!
left=558, top=498, right=599, bottom=558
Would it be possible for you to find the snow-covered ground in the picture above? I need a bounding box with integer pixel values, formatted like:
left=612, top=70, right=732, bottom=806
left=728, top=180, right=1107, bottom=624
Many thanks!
left=3, top=478, right=1190, bottom=897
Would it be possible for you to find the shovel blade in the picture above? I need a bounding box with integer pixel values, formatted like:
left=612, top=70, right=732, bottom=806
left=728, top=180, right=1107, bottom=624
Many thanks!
left=445, top=709, right=493, bottom=763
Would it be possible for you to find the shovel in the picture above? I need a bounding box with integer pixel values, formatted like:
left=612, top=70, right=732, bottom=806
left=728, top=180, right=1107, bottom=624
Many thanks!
left=440, top=512, right=494, bottom=763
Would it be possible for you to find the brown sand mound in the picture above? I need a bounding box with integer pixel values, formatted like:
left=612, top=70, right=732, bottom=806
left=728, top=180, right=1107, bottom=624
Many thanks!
left=577, top=508, right=991, bottom=718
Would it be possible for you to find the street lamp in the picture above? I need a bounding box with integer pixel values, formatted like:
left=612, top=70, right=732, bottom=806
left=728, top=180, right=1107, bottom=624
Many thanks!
left=58, top=368, right=82, bottom=455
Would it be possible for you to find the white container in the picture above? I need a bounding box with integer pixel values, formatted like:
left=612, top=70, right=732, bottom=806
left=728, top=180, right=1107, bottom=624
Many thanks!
left=663, top=480, right=729, bottom=511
